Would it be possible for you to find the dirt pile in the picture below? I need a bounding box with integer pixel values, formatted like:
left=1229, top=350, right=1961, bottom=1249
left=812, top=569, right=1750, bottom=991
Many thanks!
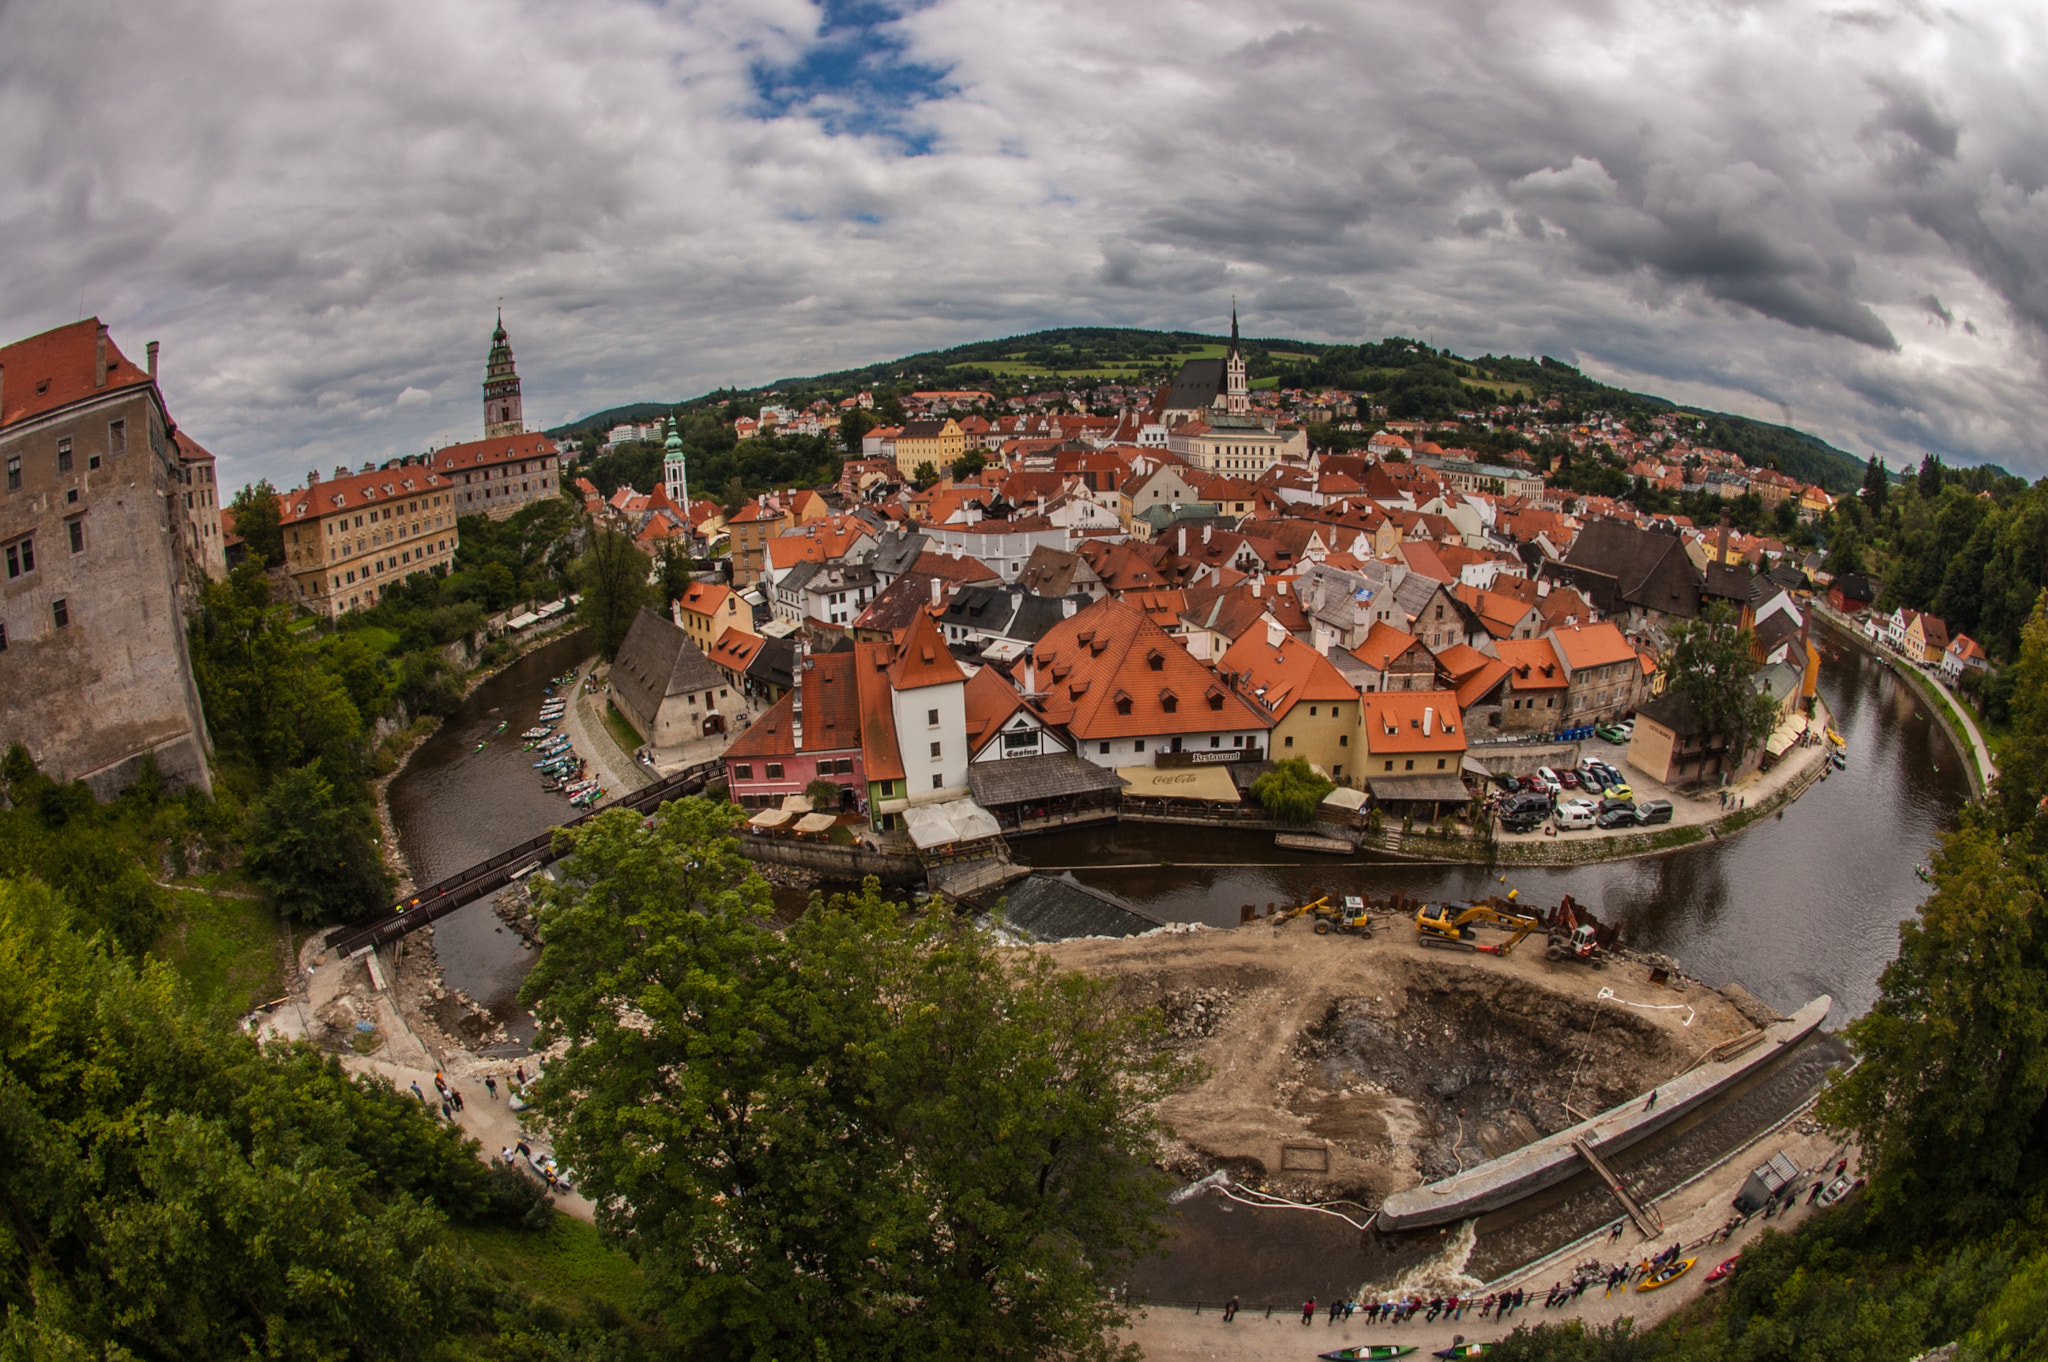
left=1045, top=916, right=1753, bottom=1208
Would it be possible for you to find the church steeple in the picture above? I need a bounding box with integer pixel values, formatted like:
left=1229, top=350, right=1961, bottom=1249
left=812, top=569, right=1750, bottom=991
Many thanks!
left=483, top=309, right=524, bottom=438
left=663, top=416, right=689, bottom=510
left=1224, top=299, right=1249, bottom=415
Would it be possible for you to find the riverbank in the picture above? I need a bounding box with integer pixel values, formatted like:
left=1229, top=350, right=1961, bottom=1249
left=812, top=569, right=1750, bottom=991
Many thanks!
left=1812, top=606, right=1995, bottom=797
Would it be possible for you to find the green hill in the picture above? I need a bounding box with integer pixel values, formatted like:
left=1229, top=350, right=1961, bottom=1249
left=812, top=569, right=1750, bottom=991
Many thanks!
left=549, top=327, right=1869, bottom=491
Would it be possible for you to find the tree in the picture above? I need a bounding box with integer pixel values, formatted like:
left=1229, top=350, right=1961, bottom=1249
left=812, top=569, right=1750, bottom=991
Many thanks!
left=804, top=777, right=841, bottom=811
left=1862, top=454, right=1890, bottom=517
left=1823, top=525, right=1866, bottom=576
left=840, top=406, right=873, bottom=452
left=912, top=459, right=940, bottom=489
left=1658, top=602, right=1783, bottom=768
left=952, top=450, right=987, bottom=481
left=1251, top=757, right=1335, bottom=824
left=522, top=800, right=1189, bottom=1360
left=245, top=763, right=394, bottom=922
left=654, top=537, right=693, bottom=609
left=228, top=480, right=284, bottom=567
left=1919, top=451, right=1945, bottom=500
left=0, top=876, right=503, bottom=1357
left=573, top=529, right=652, bottom=661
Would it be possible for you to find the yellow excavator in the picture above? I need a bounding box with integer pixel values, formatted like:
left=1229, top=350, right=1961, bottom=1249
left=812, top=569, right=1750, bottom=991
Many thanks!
left=1274, top=894, right=1376, bottom=936
left=1415, top=900, right=1541, bottom=955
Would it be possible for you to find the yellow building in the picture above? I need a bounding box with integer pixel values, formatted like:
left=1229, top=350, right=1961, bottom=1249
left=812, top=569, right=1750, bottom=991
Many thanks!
left=1220, top=624, right=1364, bottom=785
left=674, top=580, right=756, bottom=651
left=278, top=465, right=461, bottom=617
left=893, top=418, right=965, bottom=479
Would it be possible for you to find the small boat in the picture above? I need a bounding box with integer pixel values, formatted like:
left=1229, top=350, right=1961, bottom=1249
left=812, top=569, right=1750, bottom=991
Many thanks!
left=1323, top=1347, right=1418, bottom=1361
left=521, top=727, right=551, bottom=740
left=1431, top=1346, right=1490, bottom=1360
left=540, top=780, right=561, bottom=792
left=1915, top=864, right=1932, bottom=883
left=1816, top=1174, right=1855, bottom=1207
left=1704, top=1254, right=1741, bottom=1284
left=494, top=720, right=507, bottom=734
left=473, top=740, right=488, bottom=753
left=1636, top=1258, right=1695, bottom=1291
left=1830, top=750, right=1847, bottom=770
left=1826, top=727, right=1845, bottom=748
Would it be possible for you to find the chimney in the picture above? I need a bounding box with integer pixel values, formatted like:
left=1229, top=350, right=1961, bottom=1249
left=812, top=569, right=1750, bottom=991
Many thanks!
left=1266, top=618, right=1286, bottom=649
left=146, top=340, right=160, bottom=382
left=307, top=468, right=321, bottom=485
left=1423, top=706, right=1435, bottom=736
left=1178, top=528, right=1187, bottom=556
left=1025, top=657, right=1037, bottom=694
left=1203, top=524, right=1213, bottom=544
left=931, top=577, right=942, bottom=609
left=94, top=325, right=108, bottom=389
left=790, top=641, right=807, bottom=751
left=1251, top=581, right=1261, bottom=598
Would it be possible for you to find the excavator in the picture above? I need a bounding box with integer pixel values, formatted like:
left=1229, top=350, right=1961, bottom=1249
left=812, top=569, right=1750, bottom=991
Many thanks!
left=1276, top=894, right=1376, bottom=936
left=1543, top=895, right=1608, bottom=966
left=1414, top=899, right=1541, bottom=954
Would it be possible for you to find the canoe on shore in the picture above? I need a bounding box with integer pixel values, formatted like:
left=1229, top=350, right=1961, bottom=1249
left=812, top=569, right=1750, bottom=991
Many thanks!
left=1322, top=1347, right=1419, bottom=1360
left=1636, top=1258, right=1695, bottom=1291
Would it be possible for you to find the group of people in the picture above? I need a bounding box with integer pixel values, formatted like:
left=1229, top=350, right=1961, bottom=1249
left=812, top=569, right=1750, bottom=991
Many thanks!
left=1285, top=1287, right=1554, bottom=1327
left=406, top=1063, right=530, bottom=1125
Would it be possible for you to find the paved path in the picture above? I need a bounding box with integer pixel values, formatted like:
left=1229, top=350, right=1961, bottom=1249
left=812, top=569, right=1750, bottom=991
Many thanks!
left=561, top=664, right=650, bottom=796
left=1124, top=1123, right=1853, bottom=1360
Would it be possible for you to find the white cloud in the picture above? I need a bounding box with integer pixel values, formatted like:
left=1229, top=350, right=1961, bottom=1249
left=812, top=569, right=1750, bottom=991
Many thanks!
left=2, top=0, right=2047, bottom=486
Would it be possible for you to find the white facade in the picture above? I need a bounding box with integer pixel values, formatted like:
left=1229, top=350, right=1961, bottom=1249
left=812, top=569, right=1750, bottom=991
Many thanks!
left=1073, top=727, right=1268, bottom=768
left=971, top=708, right=1069, bottom=762
left=891, top=676, right=969, bottom=795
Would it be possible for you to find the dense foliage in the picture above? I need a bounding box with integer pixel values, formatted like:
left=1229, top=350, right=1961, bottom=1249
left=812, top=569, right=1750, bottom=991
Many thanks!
left=1661, top=603, right=1785, bottom=767
left=521, top=799, right=1192, bottom=1361
left=573, top=530, right=651, bottom=661
left=0, top=877, right=506, bottom=1357
left=1252, top=757, right=1336, bottom=823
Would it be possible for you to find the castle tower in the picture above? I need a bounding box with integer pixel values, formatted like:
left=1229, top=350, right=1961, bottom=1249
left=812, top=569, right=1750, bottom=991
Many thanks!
left=483, top=309, right=524, bottom=437
left=1224, top=302, right=1249, bottom=416
left=663, top=416, right=689, bottom=509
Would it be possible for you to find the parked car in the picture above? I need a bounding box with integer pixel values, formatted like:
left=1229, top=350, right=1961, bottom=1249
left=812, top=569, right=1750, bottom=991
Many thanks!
left=1596, top=723, right=1629, bottom=744
left=1489, top=771, right=1520, bottom=793
left=1537, top=766, right=1563, bottom=792
left=1501, top=812, right=1545, bottom=834
left=1601, top=782, right=1635, bottom=802
left=1558, top=769, right=1581, bottom=788
left=1596, top=806, right=1641, bottom=829
left=1635, top=799, right=1675, bottom=825
left=1555, top=801, right=1597, bottom=831
left=1503, top=791, right=1554, bottom=817
left=1598, top=797, right=1637, bottom=816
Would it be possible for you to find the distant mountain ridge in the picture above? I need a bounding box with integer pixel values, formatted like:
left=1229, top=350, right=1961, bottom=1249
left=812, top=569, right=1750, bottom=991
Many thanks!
left=548, top=327, right=1868, bottom=492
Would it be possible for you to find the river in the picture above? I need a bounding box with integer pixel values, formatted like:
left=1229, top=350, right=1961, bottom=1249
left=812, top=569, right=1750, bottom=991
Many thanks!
left=391, top=623, right=1966, bottom=1043
left=1013, top=630, right=1967, bottom=1024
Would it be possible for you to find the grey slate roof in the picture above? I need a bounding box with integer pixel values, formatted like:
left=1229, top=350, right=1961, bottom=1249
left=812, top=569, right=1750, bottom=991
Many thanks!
left=863, top=525, right=929, bottom=583
left=1162, top=357, right=1227, bottom=414
left=993, top=873, right=1165, bottom=941
left=939, top=583, right=1021, bottom=637
left=745, top=635, right=797, bottom=692
left=611, top=606, right=727, bottom=720
left=1558, top=520, right=1702, bottom=619
left=967, top=752, right=1126, bottom=807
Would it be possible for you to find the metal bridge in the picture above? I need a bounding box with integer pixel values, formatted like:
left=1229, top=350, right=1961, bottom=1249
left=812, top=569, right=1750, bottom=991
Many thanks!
left=322, top=760, right=722, bottom=959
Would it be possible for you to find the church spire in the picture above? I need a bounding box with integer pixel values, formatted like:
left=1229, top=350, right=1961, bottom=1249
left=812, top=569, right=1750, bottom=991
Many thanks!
left=1229, top=299, right=1240, bottom=356
left=1224, top=299, right=1248, bottom=415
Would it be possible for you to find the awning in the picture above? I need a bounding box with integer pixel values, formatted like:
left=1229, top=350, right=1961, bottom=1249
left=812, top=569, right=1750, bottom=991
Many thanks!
left=902, top=798, right=1004, bottom=849
left=1368, top=773, right=1473, bottom=803
left=794, top=812, right=838, bottom=834
left=1765, top=712, right=1807, bottom=758
left=967, top=752, right=1127, bottom=807
left=748, top=808, right=794, bottom=829
left=1320, top=786, right=1368, bottom=812
left=1116, top=764, right=1242, bottom=803
left=505, top=612, right=541, bottom=630
left=780, top=794, right=814, bottom=813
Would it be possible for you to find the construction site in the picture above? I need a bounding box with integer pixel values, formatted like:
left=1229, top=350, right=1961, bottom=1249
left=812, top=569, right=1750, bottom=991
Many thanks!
left=1041, top=893, right=1844, bottom=1309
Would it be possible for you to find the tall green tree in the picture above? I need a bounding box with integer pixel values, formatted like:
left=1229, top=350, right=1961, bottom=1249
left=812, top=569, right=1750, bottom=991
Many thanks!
left=1252, top=757, right=1335, bottom=824
left=227, top=479, right=285, bottom=567
left=573, top=530, right=652, bottom=661
left=1861, top=454, right=1890, bottom=518
left=522, top=800, right=1189, bottom=1361
left=654, top=537, right=693, bottom=610
left=1661, top=602, right=1783, bottom=767
left=244, top=763, right=394, bottom=922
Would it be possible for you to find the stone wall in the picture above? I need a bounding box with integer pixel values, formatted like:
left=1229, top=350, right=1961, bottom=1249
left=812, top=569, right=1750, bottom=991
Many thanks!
left=1461, top=740, right=1583, bottom=777
left=736, top=837, right=925, bottom=886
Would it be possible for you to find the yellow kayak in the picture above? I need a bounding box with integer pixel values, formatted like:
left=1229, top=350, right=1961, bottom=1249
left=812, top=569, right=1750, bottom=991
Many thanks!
left=1825, top=728, right=1845, bottom=748
left=1637, top=1257, right=1695, bottom=1291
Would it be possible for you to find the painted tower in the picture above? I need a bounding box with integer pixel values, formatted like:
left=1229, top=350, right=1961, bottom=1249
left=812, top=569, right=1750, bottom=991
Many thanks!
left=1224, top=303, right=1249, bottom=416
left=663, top=416, right=689, bottom=509
left=483, top=310, right=524, bottom=437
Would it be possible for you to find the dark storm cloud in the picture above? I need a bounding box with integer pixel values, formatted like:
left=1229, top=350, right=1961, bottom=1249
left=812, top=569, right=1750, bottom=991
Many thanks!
left=3, top=0, right=2046, bottom=484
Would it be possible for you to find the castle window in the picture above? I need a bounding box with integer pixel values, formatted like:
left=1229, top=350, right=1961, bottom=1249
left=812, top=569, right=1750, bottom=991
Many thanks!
left=51, top=598, right=68, bottom=629
left=56, top=439, right=71, bottom=473
left=4, top=538, right=31, bottom=578
left=67, top=519, right=83, bottom=554
left=108, top=420, right=125, bottom=455
left=4, top=456, right=16, bottom=491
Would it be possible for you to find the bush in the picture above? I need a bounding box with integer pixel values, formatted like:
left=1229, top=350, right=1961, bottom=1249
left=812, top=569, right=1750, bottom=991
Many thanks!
left=1250, top=758, right=1334, bottom=824
left=482, top=1159, right=558, bottom=1231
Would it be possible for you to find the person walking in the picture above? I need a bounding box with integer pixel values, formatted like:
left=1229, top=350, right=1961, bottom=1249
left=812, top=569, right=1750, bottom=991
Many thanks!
left=500, top=1146, right=514, bottom=1165
left=1302, top=1297, right=1316, bottom=1325
left=1836, top=1158, right=1849, bottom=1176
left=440, top=1098, right=454, bottom=1122
left=515, top=1064, right=527, bottom=1087
left=515, top=1140, right=531, bottom=1159
left=485, top=1075, right=499, bottom=1100
left=1609, top=1219, right=1625, bottom=1243
left=1222, top=1296, right=1239, bottom=1324
left=433, top=1071, right=448, bottom=1096
left=409, top=1081, right=426, bottom=1102
left=1329, top=1299, right=1343, bottom=1326
left=1808, top=1180, right=1825, bottom=1205
left=1644, top=1088, right=1658, bottom=1111
left=450, top=1087, right=465, bottom=1113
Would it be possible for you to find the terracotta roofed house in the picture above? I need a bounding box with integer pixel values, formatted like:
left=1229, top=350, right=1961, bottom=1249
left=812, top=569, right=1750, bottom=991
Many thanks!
left=430, top=431, right=561, bottom=521
left=723, top=646, right=865, bottom=812
left=1220, top=621, right=1363, bottom=784
left=609, top=605, right=736, bottom=747
left=279, top=464, right=460, bottom=617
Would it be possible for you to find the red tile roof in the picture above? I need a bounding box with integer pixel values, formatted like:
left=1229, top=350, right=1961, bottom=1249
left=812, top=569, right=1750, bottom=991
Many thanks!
left=725, top=649, right=861, bottom=759
left=1031, top=597, right=1268, bottom=741
left=1359, top=691, right=1467, bottom=753
left=1494, top=637, right=1569, bottom=690
left=1548, top=622, right=1636, bottom=671
left=429, top=431, right=558, bottom=474
left=1218, top=629, right=1356, bottom=722
left=886, top=610, right=968, bottom=691
left=0, top=320, right=152, bottom=430
left=853, top=642, right=906, bottom=781
left=279, top=465, right=450, bottom=526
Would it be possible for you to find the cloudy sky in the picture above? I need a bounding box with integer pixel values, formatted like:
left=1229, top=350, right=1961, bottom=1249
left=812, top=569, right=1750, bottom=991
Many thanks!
left=5, top=0, right=2046, bottom=489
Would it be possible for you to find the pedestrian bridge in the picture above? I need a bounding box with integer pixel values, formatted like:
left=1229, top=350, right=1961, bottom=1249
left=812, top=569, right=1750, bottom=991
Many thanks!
left=322, top=760, right=721, bottom=959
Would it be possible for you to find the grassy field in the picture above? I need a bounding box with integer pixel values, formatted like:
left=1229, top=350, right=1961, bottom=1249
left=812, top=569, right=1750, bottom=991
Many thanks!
left=946, top=343, right=1225, bottom=382
left=345, top=625, right=403, bottom=656
left=153, top=875, right=288, bottom=1016
left=454, top=1214, right=648, bottom=1322
left=601, top=699, right=644, bottom=757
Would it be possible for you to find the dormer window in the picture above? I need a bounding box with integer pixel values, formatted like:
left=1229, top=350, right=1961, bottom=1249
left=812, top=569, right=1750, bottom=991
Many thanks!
left=1146, top=649, right=1165, bottom=671
left=1160, top=689, right=1178, bottom=714
left=1114, top=691, right=1133, bottom=716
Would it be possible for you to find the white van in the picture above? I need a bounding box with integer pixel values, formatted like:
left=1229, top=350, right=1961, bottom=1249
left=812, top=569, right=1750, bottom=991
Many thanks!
left=1555, top=800, right=1597, bottom=831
